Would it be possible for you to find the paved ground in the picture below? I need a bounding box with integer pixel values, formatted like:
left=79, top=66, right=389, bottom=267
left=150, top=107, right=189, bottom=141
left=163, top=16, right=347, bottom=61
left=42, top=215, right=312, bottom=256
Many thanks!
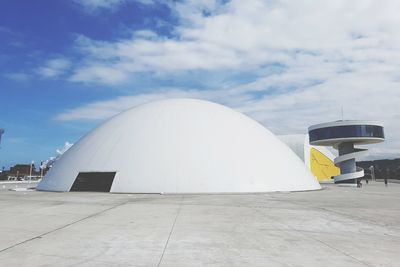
left=0, top=182, right=399, bottom=267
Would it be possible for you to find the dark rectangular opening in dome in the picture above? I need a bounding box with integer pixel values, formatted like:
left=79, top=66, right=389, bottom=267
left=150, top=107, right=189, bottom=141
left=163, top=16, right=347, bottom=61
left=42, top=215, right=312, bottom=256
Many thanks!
left=70, top=172, right=116, bottom=192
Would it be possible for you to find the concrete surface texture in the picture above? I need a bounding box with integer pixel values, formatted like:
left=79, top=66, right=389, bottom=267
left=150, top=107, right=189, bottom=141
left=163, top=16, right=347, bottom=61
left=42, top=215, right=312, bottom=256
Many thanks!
left=0, top=181, right=399, bottom=267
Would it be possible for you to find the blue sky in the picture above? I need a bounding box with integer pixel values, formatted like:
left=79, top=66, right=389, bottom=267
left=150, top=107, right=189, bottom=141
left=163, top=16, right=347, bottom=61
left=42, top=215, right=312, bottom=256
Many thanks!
left=1, top=0, right=400, bottom=168
left=0, top=0, right=176, bottom=167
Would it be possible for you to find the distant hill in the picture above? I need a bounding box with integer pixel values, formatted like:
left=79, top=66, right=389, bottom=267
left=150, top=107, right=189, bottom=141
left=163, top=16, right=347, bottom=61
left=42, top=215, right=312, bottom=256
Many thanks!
left=357, top=158, right=400, bottom=180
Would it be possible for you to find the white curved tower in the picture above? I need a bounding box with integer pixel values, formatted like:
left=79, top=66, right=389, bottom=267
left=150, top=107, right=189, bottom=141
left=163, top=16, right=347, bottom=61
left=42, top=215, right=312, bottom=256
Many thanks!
left=38, top=99, right=320, bottom=193
left=308, top=120, right=385, bottom=184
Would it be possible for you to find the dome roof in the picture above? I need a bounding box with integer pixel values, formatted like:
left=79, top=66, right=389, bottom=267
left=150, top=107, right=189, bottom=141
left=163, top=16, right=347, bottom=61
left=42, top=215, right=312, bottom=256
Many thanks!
left=38, top=99, right=320, bottom=193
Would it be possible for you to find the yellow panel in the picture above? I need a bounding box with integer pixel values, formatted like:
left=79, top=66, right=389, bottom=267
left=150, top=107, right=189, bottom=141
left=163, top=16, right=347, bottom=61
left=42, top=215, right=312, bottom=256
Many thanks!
left=310, top=148, right=340, bottom=181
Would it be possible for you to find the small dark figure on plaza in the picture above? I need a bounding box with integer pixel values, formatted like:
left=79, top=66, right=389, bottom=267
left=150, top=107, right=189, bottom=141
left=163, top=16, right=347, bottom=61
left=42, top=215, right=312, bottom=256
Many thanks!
left=385, top=168, right=389, bottom=186
left=357, top=179, right=362, bottom=188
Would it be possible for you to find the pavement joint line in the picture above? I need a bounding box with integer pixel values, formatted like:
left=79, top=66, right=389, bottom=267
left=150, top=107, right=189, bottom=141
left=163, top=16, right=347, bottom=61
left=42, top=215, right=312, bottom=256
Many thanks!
left=274, top=219, right=373, bottom=266
left=316, top=206, right=399, bottom=232
left=157, top=195, right=184, bottom=267
left=271, top=196, right=400, bottom=233
left=304, top=233, right=374, bottom=267
left=0, top=200, right=129, bottom=254
left=268, top=202, right=375, bottom=267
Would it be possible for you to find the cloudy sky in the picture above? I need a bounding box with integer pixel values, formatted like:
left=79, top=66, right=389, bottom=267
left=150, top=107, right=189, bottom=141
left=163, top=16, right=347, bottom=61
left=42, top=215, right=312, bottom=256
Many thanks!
left=1, top=0, right=399, bottom=167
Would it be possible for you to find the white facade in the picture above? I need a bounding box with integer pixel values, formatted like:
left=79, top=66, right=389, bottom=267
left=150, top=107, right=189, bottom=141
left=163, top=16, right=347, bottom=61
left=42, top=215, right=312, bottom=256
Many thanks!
left=279, top=134, right=336, bottom=169
left=38, top=99, right=320, bottom=193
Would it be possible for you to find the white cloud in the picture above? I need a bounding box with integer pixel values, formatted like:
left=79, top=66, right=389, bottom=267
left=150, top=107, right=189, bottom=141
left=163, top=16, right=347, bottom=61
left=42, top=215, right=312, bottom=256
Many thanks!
left=57, top=0, right=400, bottom=159
left=36, top=58, right=71, bottom=78
left=55, top=69, right=400, bottom=159
left=68, top=0, right=400, bottom=84
left=54, top=89, right=221, bottom=121
left=4, top=72, right=31, bottom=82
left=73, top=0, right=155, bottom=11
left=73, top=0, right=127, bottom=10
left=41, top=142, right=74, bottom=169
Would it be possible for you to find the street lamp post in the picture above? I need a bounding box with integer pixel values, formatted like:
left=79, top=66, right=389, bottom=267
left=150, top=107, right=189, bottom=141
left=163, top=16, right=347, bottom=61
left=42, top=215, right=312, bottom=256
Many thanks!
left=29, top=160, right=34, bottom=186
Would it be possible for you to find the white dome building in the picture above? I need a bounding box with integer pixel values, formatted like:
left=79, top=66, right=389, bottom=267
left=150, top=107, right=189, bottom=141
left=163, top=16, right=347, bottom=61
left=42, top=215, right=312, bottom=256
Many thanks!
left=38, top=99, right=320, bottom=193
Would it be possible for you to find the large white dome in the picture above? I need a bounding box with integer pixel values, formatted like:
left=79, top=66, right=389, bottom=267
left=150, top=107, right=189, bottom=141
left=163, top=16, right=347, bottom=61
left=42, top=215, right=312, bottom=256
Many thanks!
left=38, top=99, right=320, bottom=193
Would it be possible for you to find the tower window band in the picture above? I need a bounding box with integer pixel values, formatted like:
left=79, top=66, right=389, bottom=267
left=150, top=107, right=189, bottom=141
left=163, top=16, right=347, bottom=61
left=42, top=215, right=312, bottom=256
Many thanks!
left=309, top=125, right=384, bottom=142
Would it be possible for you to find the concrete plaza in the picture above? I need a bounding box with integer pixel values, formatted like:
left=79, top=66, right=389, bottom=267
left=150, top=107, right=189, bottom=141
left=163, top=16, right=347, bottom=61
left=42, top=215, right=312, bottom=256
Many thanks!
left=0, top=182, right=399, bottom=266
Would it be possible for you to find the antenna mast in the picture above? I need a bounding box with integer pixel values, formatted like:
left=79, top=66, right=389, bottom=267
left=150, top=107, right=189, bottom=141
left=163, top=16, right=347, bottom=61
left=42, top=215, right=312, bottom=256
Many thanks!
left=0, top=128, right=4, bottom=148
left=341, top=106, right=344, bottom=121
